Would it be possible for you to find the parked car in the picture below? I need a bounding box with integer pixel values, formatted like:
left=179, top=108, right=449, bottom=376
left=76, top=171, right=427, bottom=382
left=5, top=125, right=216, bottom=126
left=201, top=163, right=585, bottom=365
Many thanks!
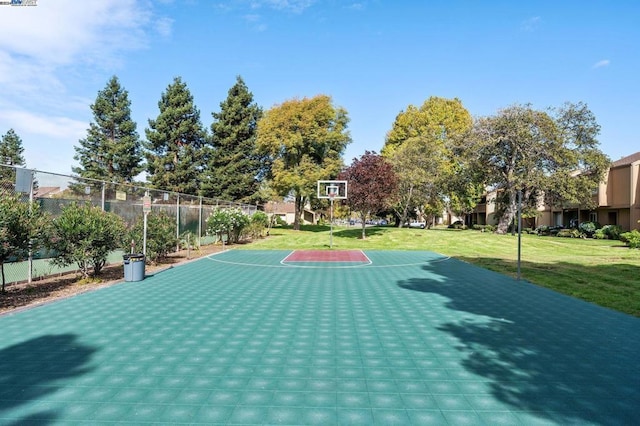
left=408, top=221, right=426, bottom=229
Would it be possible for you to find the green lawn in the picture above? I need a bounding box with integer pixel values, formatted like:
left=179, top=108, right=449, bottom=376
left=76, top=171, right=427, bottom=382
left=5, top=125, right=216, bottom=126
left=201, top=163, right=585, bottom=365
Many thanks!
left=247, top=224, right=640, bottom=317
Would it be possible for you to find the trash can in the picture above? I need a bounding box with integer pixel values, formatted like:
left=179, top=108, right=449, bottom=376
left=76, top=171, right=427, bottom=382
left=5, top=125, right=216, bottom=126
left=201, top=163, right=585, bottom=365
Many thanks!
left=123, top=253, right=145, bottom=282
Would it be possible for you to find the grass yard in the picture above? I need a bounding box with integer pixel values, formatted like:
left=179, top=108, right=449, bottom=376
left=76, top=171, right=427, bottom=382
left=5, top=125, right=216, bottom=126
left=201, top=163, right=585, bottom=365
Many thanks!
left=249, top=224, right=640, bottom=317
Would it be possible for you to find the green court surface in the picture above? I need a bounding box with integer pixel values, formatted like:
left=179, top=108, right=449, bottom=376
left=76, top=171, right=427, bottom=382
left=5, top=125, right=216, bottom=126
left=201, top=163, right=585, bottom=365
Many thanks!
left=0, top=250, right=638, bottom=425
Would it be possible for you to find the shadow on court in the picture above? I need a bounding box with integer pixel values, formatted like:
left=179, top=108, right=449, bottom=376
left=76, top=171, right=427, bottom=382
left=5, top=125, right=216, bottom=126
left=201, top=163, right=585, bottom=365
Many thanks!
left=0, top=334, right=96, bottom=425
left=398, top=258, right=640, bottom=425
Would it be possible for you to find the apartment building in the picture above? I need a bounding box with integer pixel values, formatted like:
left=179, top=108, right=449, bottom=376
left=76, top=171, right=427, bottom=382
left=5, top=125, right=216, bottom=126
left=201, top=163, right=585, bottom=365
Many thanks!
left=468, top=152, right=640, bottom=232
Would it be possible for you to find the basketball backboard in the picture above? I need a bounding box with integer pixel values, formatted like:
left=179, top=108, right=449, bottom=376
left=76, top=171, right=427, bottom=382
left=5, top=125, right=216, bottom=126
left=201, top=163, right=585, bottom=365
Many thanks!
left=317, top=180, right=347, bottom=200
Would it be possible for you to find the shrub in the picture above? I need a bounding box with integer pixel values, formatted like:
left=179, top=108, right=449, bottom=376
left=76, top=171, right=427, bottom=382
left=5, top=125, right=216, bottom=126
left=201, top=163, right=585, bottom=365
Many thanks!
left=0, top=191, right=50, bottom=291
left=593, top=228, right=607, bottom=239
left=128, top=211, right=179, bottom=263
left=536, top=225, right=564, bottom=236
left=602, top=224, right=623, bottom=240
left=245, top=211, right=269, bottom=240
left=620, top=230, right=640, bottom=248
left=48, top=202, right=126, bottom=278
left=556, top=229, right=582, bottom=238
left=578, top=221, right=598, bottom=237
left=206, top=208, right=250, bottom=244
left=251, top=211, right=269, bottom=228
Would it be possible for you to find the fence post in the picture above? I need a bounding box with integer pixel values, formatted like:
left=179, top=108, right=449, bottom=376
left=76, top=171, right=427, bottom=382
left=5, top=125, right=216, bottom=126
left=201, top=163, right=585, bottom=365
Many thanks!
left=101, top=181, right=105, bottom=211
left=176, top=193, right=180, bottom=252
left=198, top=196, right=203, bottom=247
left=27, top=169, right=34, bottom=284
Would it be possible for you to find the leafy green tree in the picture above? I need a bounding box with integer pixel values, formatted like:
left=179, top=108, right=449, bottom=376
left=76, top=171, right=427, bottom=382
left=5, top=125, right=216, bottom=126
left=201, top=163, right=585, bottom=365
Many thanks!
left=339, top=151, right=398, bottom=239
left=127, top=211, right=178, bottom=263
left=464, top=103, right=609, bottom=234
left=47, top=202, right=126, bottom=278
left=381, top=96, right=472, bottom=157
left=543, top=102, right=611, bottom=211
left=383, top=97, right=473, bottom=226
left=0, top=191, right=49, bottom=291
left=256, top=95, right=351, bottom=230
left=73, top=76, right=143, bottom=183
left=0, top=129, right=26, bottom=185
left=145, top=77, right=207, bottom=195
left=202, top=76, right=265, bottom=203
left=388, top=136, right=444, bottom=227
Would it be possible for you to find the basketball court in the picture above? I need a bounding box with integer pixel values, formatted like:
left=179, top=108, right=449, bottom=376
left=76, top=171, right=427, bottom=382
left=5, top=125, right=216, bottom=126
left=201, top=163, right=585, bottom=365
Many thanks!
left=0, top=249, right=638, bottom=424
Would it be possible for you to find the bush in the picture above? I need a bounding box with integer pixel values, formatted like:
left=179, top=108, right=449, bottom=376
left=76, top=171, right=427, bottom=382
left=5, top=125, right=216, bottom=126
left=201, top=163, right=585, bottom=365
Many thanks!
left=206, top=208, right=250, bottom=244
left=251, top=211, right=269, bottom=228
left=0, top=191, right=50, bottom=291
left=128, top=211, right=179, bottom=263
left=48, top=202, right=126, bottom=278
left=244, top=211, right=269, bottom=240
left=593, top=228, right=607, bottom=239
left=620, top=230, right=640, bottom=248
left=556, top=229, right=582, bottom=238
left=578, top=221, right=598, bottom=237
left=602, top=224, right=623, bottom=240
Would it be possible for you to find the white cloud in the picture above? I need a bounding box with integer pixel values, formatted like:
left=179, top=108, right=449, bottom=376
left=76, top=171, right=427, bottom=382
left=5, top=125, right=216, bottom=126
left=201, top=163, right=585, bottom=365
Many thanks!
left=155, top=16, right=175, bottom=38
left=347, top=3, right=365, bottom=11
left=0, top=0, right=171, bottom=173
left=593, top=59, right=610, bottom=69
left=247, top=0, right=316, bottom=14
left=0, top=1, right=152, bottom=66
left=0, top=109, right=87, bottom=140
left=0, top=109, right=88, bottom=174
left=521, top=16, right=541, bottom=32
left=0, top=0, right=165, bottom=105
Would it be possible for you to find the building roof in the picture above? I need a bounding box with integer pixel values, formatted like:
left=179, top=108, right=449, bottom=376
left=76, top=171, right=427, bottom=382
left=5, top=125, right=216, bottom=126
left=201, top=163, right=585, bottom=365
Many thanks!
left=33, top=186, right=60, bottom=198
left=611, top=152, right=640, bottom=168
left=265, top=202, right=295, bottom=214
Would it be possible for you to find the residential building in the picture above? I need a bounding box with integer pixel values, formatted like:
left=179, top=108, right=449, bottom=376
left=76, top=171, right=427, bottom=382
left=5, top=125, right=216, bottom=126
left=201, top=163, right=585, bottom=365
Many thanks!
left=469, top=152, right=640, bottom=231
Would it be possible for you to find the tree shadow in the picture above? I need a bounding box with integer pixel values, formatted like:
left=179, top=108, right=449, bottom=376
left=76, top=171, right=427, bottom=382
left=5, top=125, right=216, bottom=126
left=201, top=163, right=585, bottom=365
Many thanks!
left=0, top=334, right=96, bottom=424
left=455, top=256, right=640, bottom=317
left=297, top=224, right=331, bottom=232
left=398, top=259, right=640, bottom=424
left=332, top=226, right=388, bottom=239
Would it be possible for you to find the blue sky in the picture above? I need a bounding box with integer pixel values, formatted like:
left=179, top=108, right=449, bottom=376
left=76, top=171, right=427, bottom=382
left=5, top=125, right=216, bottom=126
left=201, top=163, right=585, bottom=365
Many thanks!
left=0, top=0, right=638, bottom=175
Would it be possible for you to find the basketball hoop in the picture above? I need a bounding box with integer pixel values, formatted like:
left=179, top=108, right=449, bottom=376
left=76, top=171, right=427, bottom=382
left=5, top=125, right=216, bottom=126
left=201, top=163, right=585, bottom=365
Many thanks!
left=317, top=180, right=348, bottom=249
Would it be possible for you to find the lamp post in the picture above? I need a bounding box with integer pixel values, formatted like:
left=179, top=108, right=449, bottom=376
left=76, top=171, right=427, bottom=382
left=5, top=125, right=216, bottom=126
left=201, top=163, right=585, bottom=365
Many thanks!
left=517, top=189, right=522, bottom=281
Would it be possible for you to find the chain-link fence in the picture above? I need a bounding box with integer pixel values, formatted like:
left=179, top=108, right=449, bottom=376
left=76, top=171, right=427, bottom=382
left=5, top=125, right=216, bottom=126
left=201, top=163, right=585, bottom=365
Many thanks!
left=0, top=164, right=258, bottom=285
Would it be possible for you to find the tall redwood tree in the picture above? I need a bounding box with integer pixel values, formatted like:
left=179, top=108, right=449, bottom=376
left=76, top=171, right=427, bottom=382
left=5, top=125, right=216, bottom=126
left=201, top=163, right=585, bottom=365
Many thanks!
left=339, top=151, right=398, bottom=239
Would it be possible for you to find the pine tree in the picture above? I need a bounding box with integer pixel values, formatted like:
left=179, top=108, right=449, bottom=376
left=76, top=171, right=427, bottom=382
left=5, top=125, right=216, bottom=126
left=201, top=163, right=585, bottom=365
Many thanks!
left=0, top=129, right=26, bottom=184
left=145, top=77, right=207, bottom=195
left=201, top=76, right=265, bottom=203
left=73, top=76, right=143, bottom=183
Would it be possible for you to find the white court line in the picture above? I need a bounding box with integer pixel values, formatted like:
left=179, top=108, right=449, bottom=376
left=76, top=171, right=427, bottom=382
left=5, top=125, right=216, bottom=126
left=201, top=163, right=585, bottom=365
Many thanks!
left=205, top=250, right=452, bottom=269
left=280, top=249, right=372, bottom=267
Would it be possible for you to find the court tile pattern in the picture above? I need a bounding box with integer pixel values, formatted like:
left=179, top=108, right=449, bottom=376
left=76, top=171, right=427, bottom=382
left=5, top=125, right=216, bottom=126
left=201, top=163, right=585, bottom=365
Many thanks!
left=0, top=250, right=638, bottom=424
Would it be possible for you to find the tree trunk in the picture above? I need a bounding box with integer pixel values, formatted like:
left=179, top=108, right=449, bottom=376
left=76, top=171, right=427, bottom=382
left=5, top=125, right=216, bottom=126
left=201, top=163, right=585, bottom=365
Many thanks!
left=294, top=195, right=303, bottom=230
left=496, top=189, right=518, bottom=234
left=398, top=184, right=414, bottom=229
left=360, top=211, right=369, bottom=239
